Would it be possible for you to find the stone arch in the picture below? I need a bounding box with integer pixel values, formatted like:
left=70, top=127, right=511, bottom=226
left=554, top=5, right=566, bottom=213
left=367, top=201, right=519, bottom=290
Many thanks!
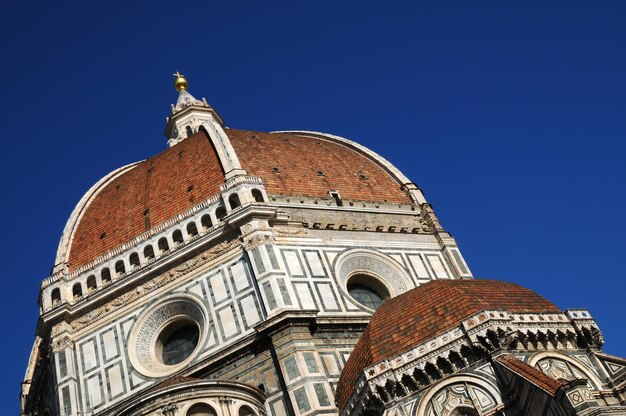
left=143, top=244, right=155, bottom=260
left=158, top=237, right=170, bottom=253
left=215, top=206, right=227, bottom=221
left=413, top=375, right=502, bottom=416
left=86, top=275, right=97, bottom=292
left=187, top=221, right=199, bottom=237
left=238, top=404, right=256, bottom=416
left=228, top=193, right=241, bottom=210
left=528, top=351, right=603, bottom=389
left=129, top=252, right=140, bottom=268
left=334, top=249, right=413, bottom=310
left=172, top=229, right=184, bottom=244
left=251, top=188, right=264, bottom=202
left=72, top=283, right=83, bottom=300
left=201, top=214, right=213, bottom=230
left=51, top=288, right=61, bottom=305
left=115, top=260, right=126, bottom=276
left=101, top=267, right=112, bottom=284
left=187, top=403, right=217, bottom=416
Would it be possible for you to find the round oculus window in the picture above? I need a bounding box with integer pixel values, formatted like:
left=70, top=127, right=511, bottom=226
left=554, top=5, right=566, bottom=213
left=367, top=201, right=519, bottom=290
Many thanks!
left=128, top=296, right=207, bottom=377
left=156, top=320, right=200, bottom=365
left=346, top=274, right=390, bottom=311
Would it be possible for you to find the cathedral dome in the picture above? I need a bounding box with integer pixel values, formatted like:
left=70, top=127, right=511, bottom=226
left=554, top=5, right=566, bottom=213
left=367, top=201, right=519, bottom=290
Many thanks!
left=57, top=128, right=414, bottom=271
left=336, top=279, right=561, bottom=411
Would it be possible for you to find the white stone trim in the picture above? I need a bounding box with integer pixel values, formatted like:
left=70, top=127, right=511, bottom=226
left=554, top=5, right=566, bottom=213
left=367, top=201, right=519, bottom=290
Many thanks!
left=528, top=351, right=604, bottom=388
left=202, top=123, right=246, bottom=179
left=54, top=161, right=142, bottom=270
left=271, top=130, right=427, bottom=204
left=127, top=293, right=209, bottom=378
left=333, top=248, right=413, bottom=307
left=413, top=374, right=503, bottom=416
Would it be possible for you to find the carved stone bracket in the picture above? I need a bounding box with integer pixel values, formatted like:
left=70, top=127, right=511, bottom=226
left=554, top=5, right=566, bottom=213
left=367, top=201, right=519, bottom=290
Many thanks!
left=241, top=233, right=275, bottom=250
left=51, top=336, right=74, bottom=353
left=161, top=402, right=178, bottom=416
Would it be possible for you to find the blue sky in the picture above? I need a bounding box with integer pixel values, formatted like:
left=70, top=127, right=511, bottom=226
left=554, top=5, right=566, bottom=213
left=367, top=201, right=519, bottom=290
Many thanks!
left=1, top=1, right=625, bottom=413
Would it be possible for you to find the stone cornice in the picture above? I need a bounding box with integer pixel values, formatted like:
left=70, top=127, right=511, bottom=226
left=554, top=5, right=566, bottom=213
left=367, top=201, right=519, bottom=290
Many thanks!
left=40, top=176, right=272, bottom=311
left=113, top=379, right=265, bottom=416
left=43, top=237, right=242, bottom=335
left=342, top=308, right=601, bottom=416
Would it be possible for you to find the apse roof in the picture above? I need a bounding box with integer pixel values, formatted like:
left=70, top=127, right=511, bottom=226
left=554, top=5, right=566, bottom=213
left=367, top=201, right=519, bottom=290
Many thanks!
left=335, top=279, right=561, bottom=410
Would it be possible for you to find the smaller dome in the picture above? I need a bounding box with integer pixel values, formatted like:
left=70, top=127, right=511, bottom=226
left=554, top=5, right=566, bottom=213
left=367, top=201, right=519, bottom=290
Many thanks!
left=336, top=279, right=561, bottom=410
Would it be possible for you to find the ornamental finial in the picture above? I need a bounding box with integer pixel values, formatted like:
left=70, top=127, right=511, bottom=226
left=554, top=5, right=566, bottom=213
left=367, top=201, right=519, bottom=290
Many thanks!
left=173, top=71, right=188, bottom=92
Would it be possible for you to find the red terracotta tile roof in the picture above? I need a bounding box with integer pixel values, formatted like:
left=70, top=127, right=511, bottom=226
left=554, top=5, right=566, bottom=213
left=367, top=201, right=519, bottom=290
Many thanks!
left=68, top=131, right=225, bottom=270
left=496, top=354, right=565, bottom=395
left=336, top=279, right=561, bottom=411
left=147, top=375, right=200, bottom=393
left=227, top=129, right=411, bottom=204
left=67, top=129, right=411, bottom=270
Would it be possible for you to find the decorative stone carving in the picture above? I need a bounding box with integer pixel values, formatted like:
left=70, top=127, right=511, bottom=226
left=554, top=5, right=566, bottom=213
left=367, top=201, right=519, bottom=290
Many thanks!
left=242, top=234, right=275, bottom=250
left=240, top=220, right=272, bottom=237
left=272, top=225, right=309, bottom=236
left=69, top=239, right=240, bottom=331
left=424, top=382, right=496, bottom=416
left=50, top=336, right=74, bottom=353
left=334, top=249, right=412, bottom=295
left=128, top=295, right=208, bottom=377
left=161, top=402, right=178, bottom=416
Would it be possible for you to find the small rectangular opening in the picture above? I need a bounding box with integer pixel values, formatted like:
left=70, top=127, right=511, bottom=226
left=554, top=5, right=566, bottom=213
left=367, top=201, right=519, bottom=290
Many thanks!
left=329, top=190, right=343, bottom=207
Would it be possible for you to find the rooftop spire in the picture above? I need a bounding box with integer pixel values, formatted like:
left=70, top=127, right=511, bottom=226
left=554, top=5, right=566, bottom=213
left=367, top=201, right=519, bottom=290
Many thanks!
left=173, top=71, right=188, bottom=91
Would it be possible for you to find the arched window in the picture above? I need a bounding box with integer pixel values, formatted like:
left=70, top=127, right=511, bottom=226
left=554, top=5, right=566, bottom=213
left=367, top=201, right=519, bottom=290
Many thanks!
left=51, top=288, right=61, bottom=305
left=72, top=283, right=83, bottom=300
left=173, top=229, right=184, bottom=244
left=115, top=260, right=126, bottom=277
left=185, top=125, right=193, bottom=137
left=86, top=275, right=97, bottom=293
left=450, top=407, right=479, bottom=416
left=215, top=206, right=226, bottom=221
left=201, top=214, right=212, bottom=230
left=187, top=222, right=199, bottom=237
left=144, top=245, right=155, bottom=260
left=252, top=189, right=264, bottom=202
left=129, top=252, right=140, bottom=268
left=101, top=268, right=112, bottom=284
left=187, top=403, right=217, bottom=416
left=229, top=193, right=241, bottom=210
left=239, top=405, right=256, bottom=416
left=158, top=237, right=169, bottom=254
left=346, top=274, right=390, bottom=311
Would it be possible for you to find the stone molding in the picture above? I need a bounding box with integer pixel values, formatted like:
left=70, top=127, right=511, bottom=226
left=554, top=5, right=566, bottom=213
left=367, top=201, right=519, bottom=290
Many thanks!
left=342, top=308, right=603, bottom=416
left=67, top=238, right=240, bottom=332
left=50, top=335, right=74, bottom=353
left=114, top=379, right=266, bottom=416
left=334, top=248, right=413, bottom=297
left=41, top=176, right=266, bottom=312
left=128, top=294, right=209, bottom=377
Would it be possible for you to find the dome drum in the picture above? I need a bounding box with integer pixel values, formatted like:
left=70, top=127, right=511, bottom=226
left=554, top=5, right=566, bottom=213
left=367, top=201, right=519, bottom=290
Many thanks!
left=39, top=176, right=269, bottom=313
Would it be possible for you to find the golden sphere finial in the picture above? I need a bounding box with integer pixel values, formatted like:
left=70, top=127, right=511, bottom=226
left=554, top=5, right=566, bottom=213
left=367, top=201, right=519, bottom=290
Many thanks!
left=173, top=71, right=188, bottom=92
